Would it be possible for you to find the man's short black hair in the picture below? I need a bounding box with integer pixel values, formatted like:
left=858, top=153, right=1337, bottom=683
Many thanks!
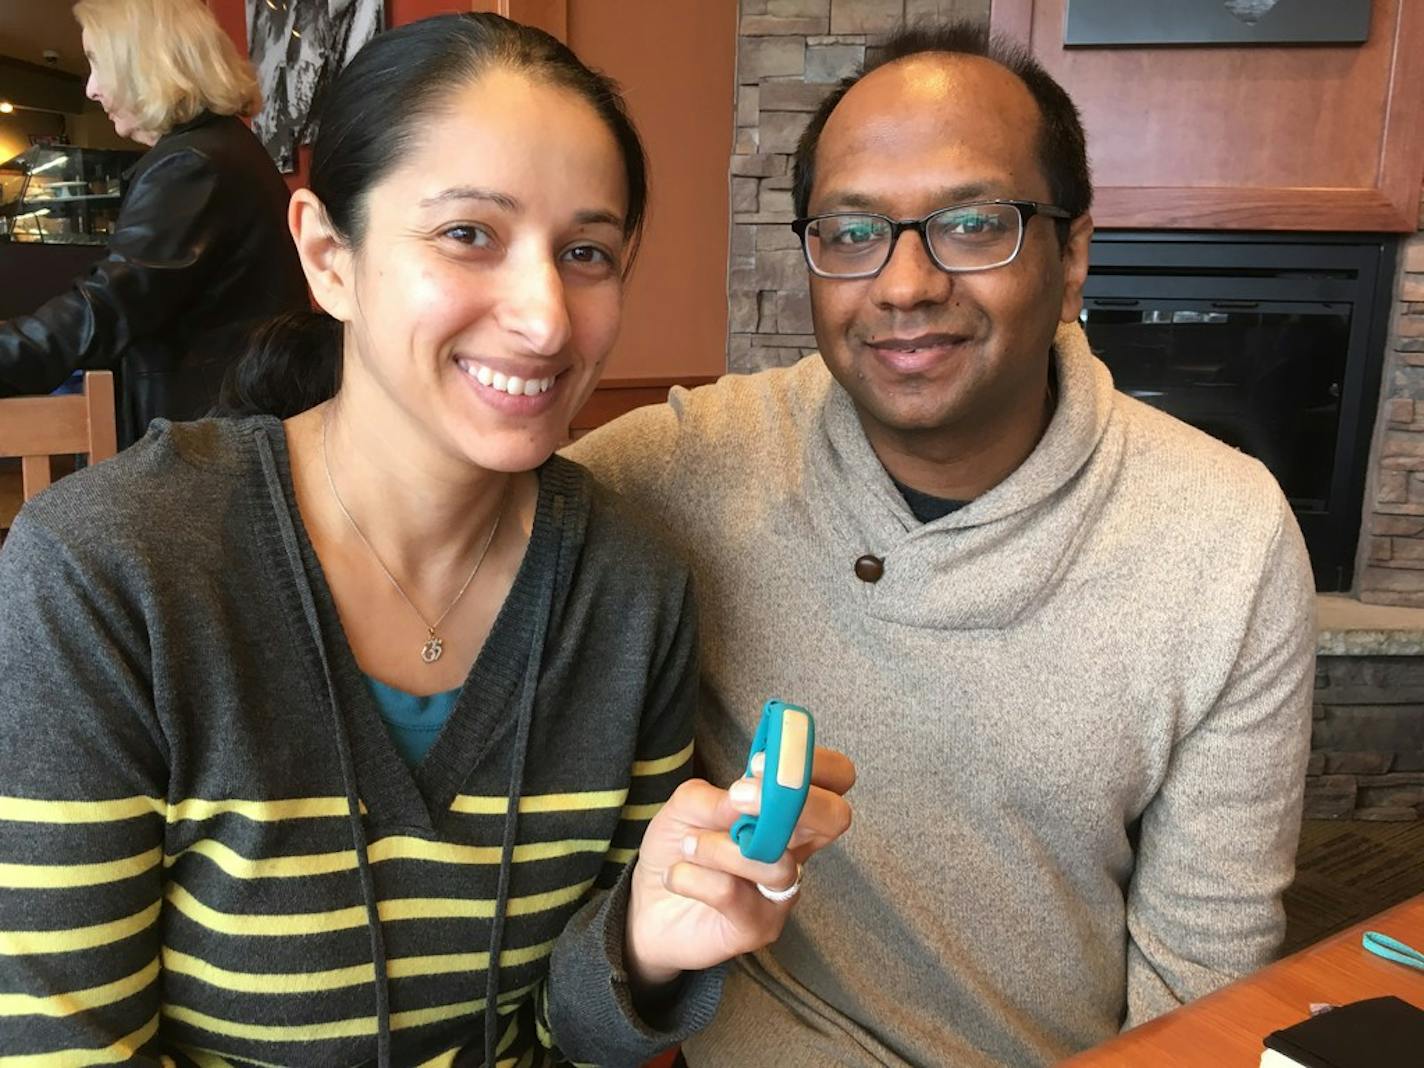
left=790, top=21, right=1092, bottom=241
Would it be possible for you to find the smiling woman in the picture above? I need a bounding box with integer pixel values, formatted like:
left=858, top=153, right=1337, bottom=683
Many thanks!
left=0, top=12, right=856, bottom=1068
left=289, top=64, right=632, bottom=478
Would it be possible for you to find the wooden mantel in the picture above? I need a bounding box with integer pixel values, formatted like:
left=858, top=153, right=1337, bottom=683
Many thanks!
left=990, top=0, right=1424, bottom=231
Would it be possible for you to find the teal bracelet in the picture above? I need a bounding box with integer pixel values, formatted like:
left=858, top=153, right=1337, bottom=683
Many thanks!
left=1362, top=930, right=1424, bottom=972
left=729, top=700, right=815, bottom=864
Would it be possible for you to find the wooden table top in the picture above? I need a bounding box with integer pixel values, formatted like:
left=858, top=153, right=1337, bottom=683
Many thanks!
left=1062, top=893, right=1424, bottom=1065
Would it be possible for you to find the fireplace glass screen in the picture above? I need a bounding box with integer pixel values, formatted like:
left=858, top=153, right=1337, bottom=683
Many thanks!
left=1081, top=234, right=1395, bottom=591
left=1083, top=302, right=1348, bottom=511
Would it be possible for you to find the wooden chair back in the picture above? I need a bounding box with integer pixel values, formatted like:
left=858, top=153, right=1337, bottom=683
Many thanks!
left=0, top=371, right=119, bottom=501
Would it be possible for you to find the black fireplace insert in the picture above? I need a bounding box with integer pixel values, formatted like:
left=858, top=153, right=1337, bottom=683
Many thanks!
left=1081, top=232, right=1397, bottom=591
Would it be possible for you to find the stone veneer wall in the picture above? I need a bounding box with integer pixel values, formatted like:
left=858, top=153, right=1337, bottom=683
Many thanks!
left=1357, top=192, right=1424, bottom=605
left=728, top=0, right=991, bottom=374
left=1307, top=656, right=1424, bottom=819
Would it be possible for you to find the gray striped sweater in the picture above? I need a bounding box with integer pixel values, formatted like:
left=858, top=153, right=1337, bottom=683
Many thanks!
left=0, top=416, right=723, bottom=1065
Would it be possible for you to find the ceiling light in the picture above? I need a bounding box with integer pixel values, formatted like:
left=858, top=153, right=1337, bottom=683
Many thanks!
left=0, top=103, right=14, bottom=114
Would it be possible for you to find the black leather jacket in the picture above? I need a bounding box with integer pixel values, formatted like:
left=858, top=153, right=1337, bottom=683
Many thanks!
left=0, top=112, right=306, bottom=447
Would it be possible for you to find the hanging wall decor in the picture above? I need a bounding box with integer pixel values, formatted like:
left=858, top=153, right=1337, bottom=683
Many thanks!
left=247, top=0, right=383, bottom=173
left=1062, top=0, right=1371, bottom=47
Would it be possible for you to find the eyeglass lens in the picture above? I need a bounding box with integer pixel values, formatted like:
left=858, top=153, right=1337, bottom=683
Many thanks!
left=805, top=203, right=1024, bottom=276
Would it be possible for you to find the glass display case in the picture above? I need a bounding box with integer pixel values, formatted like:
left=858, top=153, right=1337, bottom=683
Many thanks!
left=0, top=144, right=142, bottom=245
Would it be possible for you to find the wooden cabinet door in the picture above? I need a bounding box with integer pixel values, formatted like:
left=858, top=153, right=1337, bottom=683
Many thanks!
left=991, top=0, right=1424, bottom=231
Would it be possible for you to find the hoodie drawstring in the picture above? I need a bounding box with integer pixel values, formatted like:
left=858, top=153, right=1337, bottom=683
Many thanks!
left=484, top=493, right=564, bottom=1066
left=255, top=430, right=394, bottom=1066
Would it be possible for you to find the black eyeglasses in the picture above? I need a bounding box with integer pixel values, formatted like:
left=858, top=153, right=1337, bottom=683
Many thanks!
left=790, top=200, right=1073, bottom=279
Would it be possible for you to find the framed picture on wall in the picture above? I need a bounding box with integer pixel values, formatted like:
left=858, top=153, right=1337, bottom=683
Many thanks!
left=1063, top=0, right=1372, bottom=47
left=246, top=0, right=383, bottom=173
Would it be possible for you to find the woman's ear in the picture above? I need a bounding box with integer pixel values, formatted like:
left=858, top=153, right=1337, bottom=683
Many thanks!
left=289, top=189, right=354, bottom=322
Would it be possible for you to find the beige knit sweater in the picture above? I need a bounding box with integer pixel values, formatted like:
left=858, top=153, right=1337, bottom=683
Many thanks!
left=566, top=322, right=1316, bottom=1067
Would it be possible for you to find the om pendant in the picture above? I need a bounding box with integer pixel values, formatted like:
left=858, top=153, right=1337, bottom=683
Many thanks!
left=421, top=633, right=444, bottom=664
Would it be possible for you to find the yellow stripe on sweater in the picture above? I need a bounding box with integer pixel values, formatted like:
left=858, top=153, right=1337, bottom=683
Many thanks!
left=0, top=845, right=162, bottom=890
left=165, top=839, right=354, bottom=878
left=388, top=982, right=535, bottom=1032
left=0, top=795, right=164, bottom=824
left=162, top=983, right=536, bottom=1044
left=451, top=789, right=628, bottom=815
left=165, top=878, right=596, bottom=936
left=371, top=836, right=610, bottom=867
left=381, top=880, right=596, bottom=922
left=162, top=939, right=557, bottom=995
left=166, top=797, right=359, bottom=824
left=495, top=1013, right=521, bottom=1056
left=535, top=983, right=553, bottom=1048
left=393, top=939, right=556, bottom=977
left=0, top=777, right=675, bottom=828
left=0, top=957, right=158, bottom=1017
left=165, top=883, right=367, bottom=936
left=164, top=948, right=373, bottom=994
left=163, top=1002, right=376, bottom=1042
left=0, top=900, right=161, bottom=956
left=619, top=801, right=666, bottom=822
left=630, top=740, right=694, bottom=777
left=173, top=1048, right=239, bottom=1068
left=165, top=836, right=611, bottom=879
left=174, top=1042, right=288, bottom=1068
left=2, top=1012, right=159, bottom=1066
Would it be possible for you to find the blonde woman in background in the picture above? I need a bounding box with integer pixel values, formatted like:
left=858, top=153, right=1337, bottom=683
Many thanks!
left=0, top=0, right=305, bottom=447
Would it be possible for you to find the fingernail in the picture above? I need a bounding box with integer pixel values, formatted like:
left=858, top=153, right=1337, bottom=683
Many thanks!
left=728, top=779, right=757, bottom=804
left=681, top=834, right=697, bottom=857
left=750, top=752, right=765, bottom=776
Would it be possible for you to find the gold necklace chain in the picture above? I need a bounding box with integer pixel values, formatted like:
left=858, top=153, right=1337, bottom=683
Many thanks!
left=321, top=414, right=506, bottom=665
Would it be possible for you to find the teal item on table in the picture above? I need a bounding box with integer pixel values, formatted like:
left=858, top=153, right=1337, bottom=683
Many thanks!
left=364, top=674, right=460, bottom=769
left=1362, top=930, right=1424, bottom=972
left=730, top=699, right=815, bottom=863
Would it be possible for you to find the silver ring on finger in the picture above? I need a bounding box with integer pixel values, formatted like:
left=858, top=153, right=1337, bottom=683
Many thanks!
left=756, top=862, right=803, bottom=903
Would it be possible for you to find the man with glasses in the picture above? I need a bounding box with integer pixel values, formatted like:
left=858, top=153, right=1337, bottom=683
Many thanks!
left=569, top=21, right=1314, bottom=1068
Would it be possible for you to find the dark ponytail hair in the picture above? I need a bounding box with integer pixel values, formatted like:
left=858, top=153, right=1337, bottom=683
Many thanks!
left=215, top=13, right=650, bottom=419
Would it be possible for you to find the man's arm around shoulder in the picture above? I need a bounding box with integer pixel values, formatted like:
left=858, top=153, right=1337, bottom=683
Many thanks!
left=564, top=395, right=685, bottom=508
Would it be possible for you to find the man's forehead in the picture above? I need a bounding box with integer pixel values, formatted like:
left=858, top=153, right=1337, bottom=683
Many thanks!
left=824, top=53, right=1041, bottom=147
left=812, top=53, right=1046, bottom=206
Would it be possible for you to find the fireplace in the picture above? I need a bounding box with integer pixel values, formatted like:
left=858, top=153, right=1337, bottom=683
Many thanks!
left=1081, top=232, right=1398, bottom=591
